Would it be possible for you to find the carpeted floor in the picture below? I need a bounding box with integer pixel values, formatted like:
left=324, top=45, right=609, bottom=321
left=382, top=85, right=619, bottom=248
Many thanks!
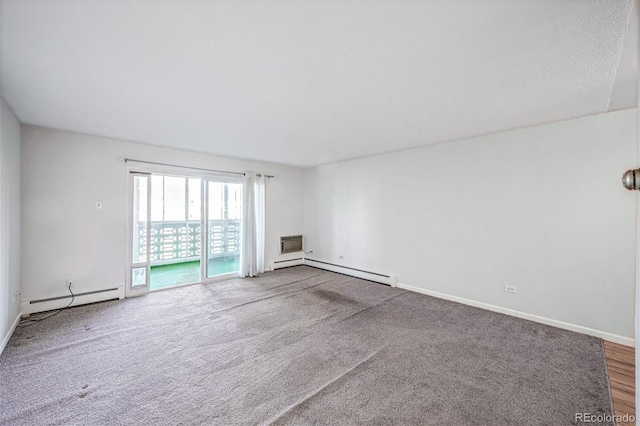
left=0, top=266, right=613, bottom=425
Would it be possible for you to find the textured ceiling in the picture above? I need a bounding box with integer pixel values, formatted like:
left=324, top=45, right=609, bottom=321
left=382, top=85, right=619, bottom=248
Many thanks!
left=1, top=1, right=636, bottom=167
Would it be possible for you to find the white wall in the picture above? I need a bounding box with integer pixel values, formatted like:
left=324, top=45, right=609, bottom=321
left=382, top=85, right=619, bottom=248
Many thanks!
left=304, top=109, right=638, bottom=341
left=21, top=125, right=304, bottom=306
left=0, top=97, right=22, bottom=352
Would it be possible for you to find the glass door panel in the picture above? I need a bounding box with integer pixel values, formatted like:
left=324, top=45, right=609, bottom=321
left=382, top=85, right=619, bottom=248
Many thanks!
left=206, top=181, right=242, bottom=278
left=149, top=175, right=202, bottom=290
left=131, top=174, right=150, bottom=292
left=131, top=267, right=147, bottom=287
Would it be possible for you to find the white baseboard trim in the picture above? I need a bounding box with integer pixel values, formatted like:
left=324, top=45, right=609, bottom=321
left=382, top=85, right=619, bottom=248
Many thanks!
left=1, top=314, right=20, bottom=356
left=21, top=287, right=125, bottom=315
left=397, top=283, right=635, bottom=348
left=303, top=258, right=398, bottom=287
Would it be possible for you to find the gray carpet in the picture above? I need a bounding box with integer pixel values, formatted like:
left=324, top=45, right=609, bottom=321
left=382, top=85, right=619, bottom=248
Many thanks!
left=0, top=266, right=613, bottom=425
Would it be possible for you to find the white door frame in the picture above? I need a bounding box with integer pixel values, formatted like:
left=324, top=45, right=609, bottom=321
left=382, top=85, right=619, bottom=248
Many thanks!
left=125, top=164, right=243, bottom=297
left=125, top=171, right=152, bottom=297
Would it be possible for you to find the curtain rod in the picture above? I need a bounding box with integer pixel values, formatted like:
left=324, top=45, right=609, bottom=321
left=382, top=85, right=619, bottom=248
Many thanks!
left=121, top=158, right=274, bottom=178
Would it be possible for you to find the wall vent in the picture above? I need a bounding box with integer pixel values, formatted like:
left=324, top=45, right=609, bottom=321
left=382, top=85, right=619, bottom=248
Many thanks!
left=280, top=235, right=303, bottom=254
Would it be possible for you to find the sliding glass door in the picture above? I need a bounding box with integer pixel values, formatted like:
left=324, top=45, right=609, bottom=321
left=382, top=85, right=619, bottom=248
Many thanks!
left=128, top=169, right=243, bottom=294
left=205, top=181, right=242, bottom=278
left=148, top=175, right=202, bottom=290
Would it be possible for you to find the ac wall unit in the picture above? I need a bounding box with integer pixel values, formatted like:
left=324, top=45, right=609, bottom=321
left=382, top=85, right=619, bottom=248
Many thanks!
left=280, top=235, right=303, bottom=254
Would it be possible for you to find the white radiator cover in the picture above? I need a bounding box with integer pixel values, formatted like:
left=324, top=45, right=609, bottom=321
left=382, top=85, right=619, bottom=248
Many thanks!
left=303, top=258, right=398, bottom=287
left=21, top=287, right=125, bottom=315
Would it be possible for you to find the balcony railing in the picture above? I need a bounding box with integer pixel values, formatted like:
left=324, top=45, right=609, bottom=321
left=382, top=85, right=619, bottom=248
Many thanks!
left=136, top=220, right=240, bottom=265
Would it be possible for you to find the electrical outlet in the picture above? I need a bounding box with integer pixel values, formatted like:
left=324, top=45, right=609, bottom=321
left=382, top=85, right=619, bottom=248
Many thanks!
left=67, top=279, right=73, bottom=289
left=504, top=285, right=517, bottom=294
left=96, top=201, right=103, bottom=210
left=12, top=290, right=20, bottom=303
left=338, top=255, right=344, bottom=260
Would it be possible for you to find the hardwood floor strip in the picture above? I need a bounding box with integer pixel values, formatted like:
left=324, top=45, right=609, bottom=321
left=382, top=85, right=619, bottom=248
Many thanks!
left=604, top=341, right=635, bottom=425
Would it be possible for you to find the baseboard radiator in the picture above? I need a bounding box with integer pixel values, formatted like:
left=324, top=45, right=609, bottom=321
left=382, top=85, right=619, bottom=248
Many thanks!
left=303, top=258, right=398, bottom=287
left=23, top=287, right=124, bottom=315
left=273, top=258, right=304, bottom=270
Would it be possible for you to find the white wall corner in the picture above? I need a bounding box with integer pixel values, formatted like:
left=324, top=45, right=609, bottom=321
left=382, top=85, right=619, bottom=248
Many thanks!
left=608, top=0, right=638, bottom=112
left=0, top=314, right=20, bottom=356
